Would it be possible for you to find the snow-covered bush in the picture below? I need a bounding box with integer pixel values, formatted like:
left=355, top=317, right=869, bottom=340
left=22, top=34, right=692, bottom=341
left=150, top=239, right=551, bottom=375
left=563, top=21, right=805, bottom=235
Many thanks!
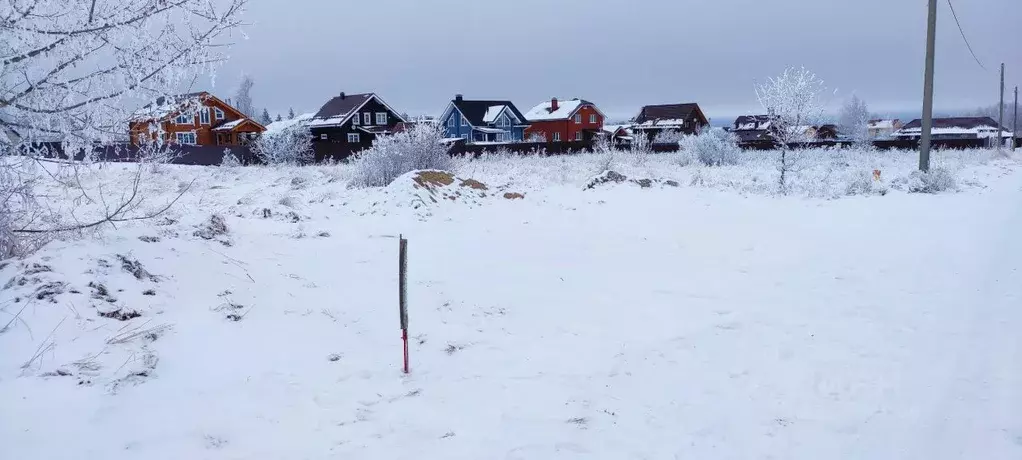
left=252, top=120, right=313, bottom=165
left=351, top=124, right=453, bottom=187
left=904, top=167, right=958, bottom=194
left=680, top=128, right=742, bottom=166
left=221, top=149, right=241, bottom=167
left=653, top=129, right=684, bottom=145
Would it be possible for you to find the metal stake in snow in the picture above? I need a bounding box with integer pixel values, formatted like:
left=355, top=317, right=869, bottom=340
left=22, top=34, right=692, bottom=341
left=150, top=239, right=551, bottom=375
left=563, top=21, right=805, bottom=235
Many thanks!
left=398, top=235, right=409, bottom=374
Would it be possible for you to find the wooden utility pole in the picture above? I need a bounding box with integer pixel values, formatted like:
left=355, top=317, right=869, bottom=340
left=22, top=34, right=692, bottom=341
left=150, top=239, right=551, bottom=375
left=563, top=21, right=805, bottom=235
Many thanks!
left=998, top=63, right=1005, bottom=152
left=920, top=0, right=938, bottom=171
left=1014, top=86, right=1018, bottom=150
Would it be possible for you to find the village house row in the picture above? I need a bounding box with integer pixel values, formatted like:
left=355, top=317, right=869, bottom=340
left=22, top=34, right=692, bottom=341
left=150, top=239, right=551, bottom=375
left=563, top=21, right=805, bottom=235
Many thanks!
left=129, top=90, right=1016, bottom=156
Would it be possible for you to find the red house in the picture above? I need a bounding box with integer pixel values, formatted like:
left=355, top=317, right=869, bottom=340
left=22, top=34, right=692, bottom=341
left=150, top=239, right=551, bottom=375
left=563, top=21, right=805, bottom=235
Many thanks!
left=524, top=98, right=605, bottom=142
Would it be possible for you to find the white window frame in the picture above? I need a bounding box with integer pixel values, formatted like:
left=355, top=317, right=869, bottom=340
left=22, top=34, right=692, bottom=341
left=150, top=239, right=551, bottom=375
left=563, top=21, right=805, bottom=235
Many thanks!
left=589, top=114, right=597, bottom=124
left=461, top=132, right=469, bottom=140
left=352, top=113, right=360, bottom=126
left=553, top=132, right=562, bottom=142
left=347, top=133, right=360, bottom=143
left=175, top=113, right=192, bottom=125
left=376, top=112, right=388, bottom=125
left=575, top=131, right=583, bottom=141
left=175, top=131, right=196, bottom=145
left=574, top=114, right=581, bottom=124
left=200, top=109, right=211, bottom=124
left=320, top=133, right=328, bottom=140
left=214, top=107, right=225, bottom=120
left=363, top=113, right=372, bottom=125
left=448, top=115, right=456, bottom=127
left=461, top=116, right=468, bottom=127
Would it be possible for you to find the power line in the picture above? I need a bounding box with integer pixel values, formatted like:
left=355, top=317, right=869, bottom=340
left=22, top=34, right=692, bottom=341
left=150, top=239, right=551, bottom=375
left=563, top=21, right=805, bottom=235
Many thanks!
left=946, top=0, right=986, bottom=70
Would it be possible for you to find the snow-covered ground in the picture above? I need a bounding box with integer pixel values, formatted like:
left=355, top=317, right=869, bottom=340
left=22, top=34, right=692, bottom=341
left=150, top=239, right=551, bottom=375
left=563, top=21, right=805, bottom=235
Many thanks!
left=2, top=148, right=1022, bottom=459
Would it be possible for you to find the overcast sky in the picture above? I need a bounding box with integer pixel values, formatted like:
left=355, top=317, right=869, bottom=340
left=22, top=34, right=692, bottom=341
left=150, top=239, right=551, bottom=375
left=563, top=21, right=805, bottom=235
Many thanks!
left=204, top=0, right=1020, bottom=122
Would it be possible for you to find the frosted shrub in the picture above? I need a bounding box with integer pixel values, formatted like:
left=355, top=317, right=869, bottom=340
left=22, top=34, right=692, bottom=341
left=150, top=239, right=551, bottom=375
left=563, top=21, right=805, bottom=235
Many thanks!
left=681, top=128, right=742, bottom=166
left=221, top=149, right=241, bottom=167
left=351, top=124, right=453, bottom=187
left=905, top=167, right=957, bottom=194
left=252, top=122, right=313, bottom=165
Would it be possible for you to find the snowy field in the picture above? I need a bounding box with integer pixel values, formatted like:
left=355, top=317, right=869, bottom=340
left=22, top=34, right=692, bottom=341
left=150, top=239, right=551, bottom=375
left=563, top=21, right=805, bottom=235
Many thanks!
left=2, top=148, right=1022, bottom=459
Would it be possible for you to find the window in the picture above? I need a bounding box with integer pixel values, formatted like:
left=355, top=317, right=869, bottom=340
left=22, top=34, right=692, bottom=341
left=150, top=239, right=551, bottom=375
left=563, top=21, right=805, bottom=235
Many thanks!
left=376, top=112, right=387, bottom=125
left=352, top=113, right=360, bottom=125
left=461, top=116, right=468, bottom=127
left=553, top=132, right=561, bottom=142
left=461, top=132, right=469, bottom=140
left=175, top=132, right=196, bottom=145
left=497, top=132, right=504, bottom=142
left=363, top=113, right=372, bottom=125
left=347, top=133, right=360, bottom=143
left=590, top=114, right=597, bottom=124
left=137, top=133, right=147, bottom=144
left=200, top=109, right=210, bottom=124
left=214, top=108, right=224, bottom=120
left=320, top=133, right=328, bottom=140
left=448, top=115, right=456, bottom=127
left=175, top=113, right=192, bottom=124
left=574, top=114, right=581, bottom=124
left=575, top=132, right=583, bottom=141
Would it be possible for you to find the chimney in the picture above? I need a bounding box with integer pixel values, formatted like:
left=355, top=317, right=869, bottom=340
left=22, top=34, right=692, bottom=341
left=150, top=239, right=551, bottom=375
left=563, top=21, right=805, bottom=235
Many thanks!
left=455, top=94, right=463, bottom=102
left=340, top=92, right=346, bottom=99
left=551, top=97, right=559, bottom=111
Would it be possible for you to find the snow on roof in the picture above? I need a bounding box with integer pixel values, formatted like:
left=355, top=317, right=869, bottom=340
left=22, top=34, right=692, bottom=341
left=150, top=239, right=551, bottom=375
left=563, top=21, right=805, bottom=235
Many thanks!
left=525, top=99, right=584, bottom=121
left=263, top=113, right=314, bottom=135
left=212, top=119, right=246, bottom=131
left=130, top=92, right=206, bottom=121
left=633, top=118, right=686, bottom=129
left=483, top=105, right=508, bottom=123
left=475, top=127, right=506, bottom=134
left=868, top=120, right=898, bottom=129
left=602, top=124, right=631, bottom=135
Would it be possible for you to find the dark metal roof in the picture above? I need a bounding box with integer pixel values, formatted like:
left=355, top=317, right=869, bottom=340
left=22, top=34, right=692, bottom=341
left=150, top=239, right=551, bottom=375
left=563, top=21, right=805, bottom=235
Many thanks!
left=635, top=103, right=706, bottom=123
left=901, top=116, right=1005, bottom=130
left=734, top=114, right=772, bottom=125
left=312, top=93, right=374, bottom=120
left=452, top=99, right=529, bottom=126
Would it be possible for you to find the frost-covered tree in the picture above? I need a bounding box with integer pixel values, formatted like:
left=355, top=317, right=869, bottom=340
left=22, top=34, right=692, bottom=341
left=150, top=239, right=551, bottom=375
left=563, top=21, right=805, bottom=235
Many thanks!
left=233, top=75, right=255, bottom=118
left=838, top=95, right=871, bottom=145
left=680, top=128, right=742, bottom=166
left=652, top=129, right=684, bottom=145
left=351, top=123, right=453, bottom=187
left=251, top=120, right=312, bottom=165
left=756, top=66, right=827, bottom=192
left=276, top=114, right=283, bottom=122
left=0, top=0, right=247, bottom=258
left=526, top=132, right=547, bottom=142
left=288, top=107, right=296, bottom=120
left=631, top=129, right=652, bottom=154
left=259, top=108, right=272, bottom=125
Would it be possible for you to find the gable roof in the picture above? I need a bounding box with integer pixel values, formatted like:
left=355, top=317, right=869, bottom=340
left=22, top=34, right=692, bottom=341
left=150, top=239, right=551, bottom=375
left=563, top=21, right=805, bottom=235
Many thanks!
left=524, top=98, right=601, bottom=121
left=130, top=92, right=246, bottom=122
left=636, top=103, right=707, bottom=125
left=450, top=98, right=529, bottom=127
left=867, top=119, right=901, bottom=129
left=212, top=118, right=266, bottom=132
left=307, top=93, right=406, bottom=128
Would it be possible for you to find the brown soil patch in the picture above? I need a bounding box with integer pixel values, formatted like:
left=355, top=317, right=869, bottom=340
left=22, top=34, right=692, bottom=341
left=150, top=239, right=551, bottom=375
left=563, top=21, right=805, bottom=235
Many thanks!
left=412, top=170, right=455, bottom=189
left=503, top=192, right=525, bottom=200
left=459, top=178, right=488, bottom=190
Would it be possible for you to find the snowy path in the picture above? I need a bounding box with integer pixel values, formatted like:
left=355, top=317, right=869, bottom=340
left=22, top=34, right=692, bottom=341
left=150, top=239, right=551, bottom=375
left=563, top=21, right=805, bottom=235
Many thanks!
left=2, top=164, right=1022, bottom=459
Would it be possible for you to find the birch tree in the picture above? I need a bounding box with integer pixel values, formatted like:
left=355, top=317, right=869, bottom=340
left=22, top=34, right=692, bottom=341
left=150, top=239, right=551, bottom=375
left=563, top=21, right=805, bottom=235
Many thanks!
left=755, top=66, right=826, bottom=193
left=0, top=0, right=248, bottom=257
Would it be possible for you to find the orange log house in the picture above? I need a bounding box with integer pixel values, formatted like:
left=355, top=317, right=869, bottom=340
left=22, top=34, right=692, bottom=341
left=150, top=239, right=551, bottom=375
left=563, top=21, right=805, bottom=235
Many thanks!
left=129, top=92, right=265, bottom=147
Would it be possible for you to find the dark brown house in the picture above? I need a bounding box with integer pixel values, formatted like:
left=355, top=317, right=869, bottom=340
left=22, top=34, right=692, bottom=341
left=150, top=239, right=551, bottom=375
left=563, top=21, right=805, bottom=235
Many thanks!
left=308, top=92, right=406, bottom=159
left=632, top=103, right=709, bottom=141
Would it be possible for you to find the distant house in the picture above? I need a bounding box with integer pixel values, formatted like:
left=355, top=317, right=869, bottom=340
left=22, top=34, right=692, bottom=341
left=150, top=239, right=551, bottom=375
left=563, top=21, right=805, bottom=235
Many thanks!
left=393, top=115, right=438, bottom=133
left=730, top=115, right=775, bottom=147
left=602, top=124, right=633, bottom=145
left=307, top=92, right=406, bottom=155
left=632, top=103, right=709, bottom=141
left=892, top=117, right=1013, bottom=145
left=130, top=91, right=265, bottom=146
left=439, top=95, right=529, bottom=143
left=867, top=119, right=903, bottom=139
left=524, top=98, right=605, bottom=142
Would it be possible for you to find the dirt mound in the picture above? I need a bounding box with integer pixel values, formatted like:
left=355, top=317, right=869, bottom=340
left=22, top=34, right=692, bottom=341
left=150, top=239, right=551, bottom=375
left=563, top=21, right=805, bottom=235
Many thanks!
left=370, top=170, right=491, bottom=216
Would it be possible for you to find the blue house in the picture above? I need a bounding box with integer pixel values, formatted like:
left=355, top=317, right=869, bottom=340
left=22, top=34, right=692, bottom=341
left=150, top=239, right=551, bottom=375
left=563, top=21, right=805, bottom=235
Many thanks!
left=438, top=94, right=530, bottom=143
